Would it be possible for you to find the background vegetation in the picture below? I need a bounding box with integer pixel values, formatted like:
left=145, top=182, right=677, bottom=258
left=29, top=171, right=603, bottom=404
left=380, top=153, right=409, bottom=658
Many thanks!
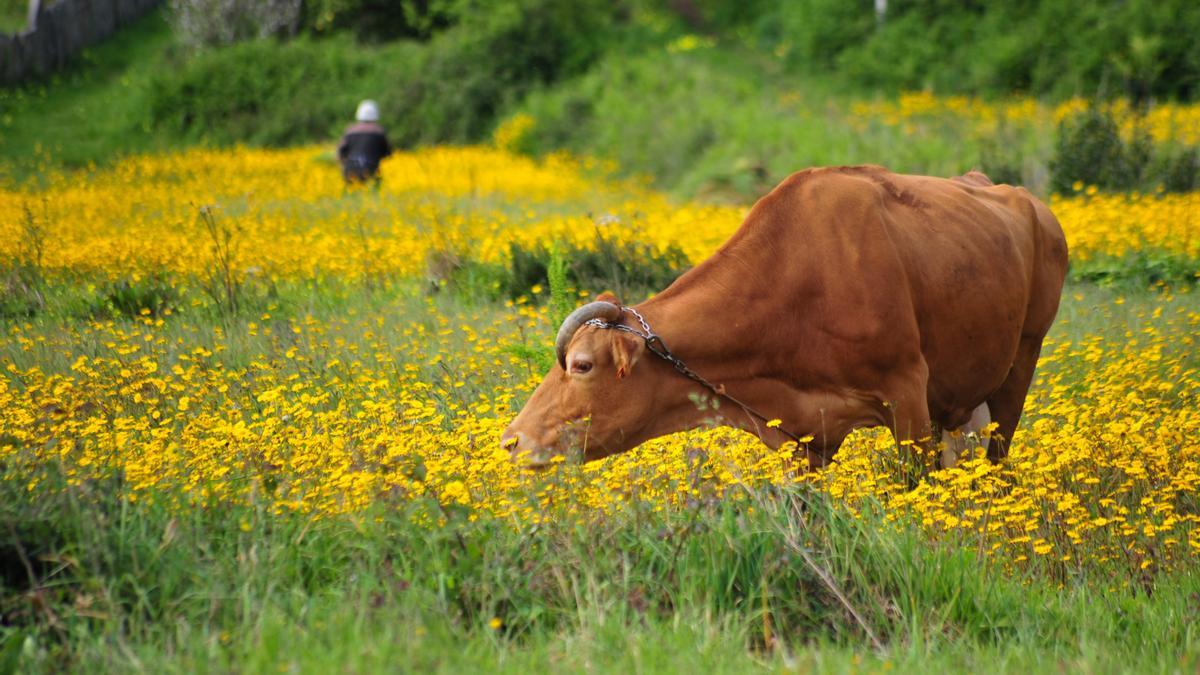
left=2, top=0, right=1198, bottom=197
left=0, top=0, right=26, bottom=33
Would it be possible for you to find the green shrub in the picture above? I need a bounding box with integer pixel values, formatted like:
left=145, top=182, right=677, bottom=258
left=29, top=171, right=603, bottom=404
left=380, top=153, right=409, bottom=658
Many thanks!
left=385, top=0, right=634, bottom=146
left=0, top=267, right=44, bottom=319
left=1050, top=107, right=1152, bottom=193
left=447, top=236, right=691, bottom=305
left=0, top=0, right=27, bottom=32
left=518, top=49, right=1034, bottom=200
left=99, top=275, right=181, bottom=318
left=740, top=0, right=1200, bottom=100
left=1050, top=106, right=1198, bottom=194
left=147, top=0, right=637, bottom=150
left=1070, top=250, right=1198, bottom=287
left=146, top=35, right=414, bottom=146
left=1149, top=145, right=1200, bottom=192
left=977, top=124, right=1029, bottom=187
left=506, top=237, right=691, bottom=303
left=302, top=0, right=458, bottom=41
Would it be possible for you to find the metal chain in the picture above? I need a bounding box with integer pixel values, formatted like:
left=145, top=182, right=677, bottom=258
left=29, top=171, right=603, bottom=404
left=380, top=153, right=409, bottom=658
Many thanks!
left=585, top=307, right=809, bottom=446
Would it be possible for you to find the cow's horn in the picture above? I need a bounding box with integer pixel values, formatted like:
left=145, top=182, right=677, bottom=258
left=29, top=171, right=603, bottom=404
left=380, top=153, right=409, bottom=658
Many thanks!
left=555, top=301, right=623, bottom=369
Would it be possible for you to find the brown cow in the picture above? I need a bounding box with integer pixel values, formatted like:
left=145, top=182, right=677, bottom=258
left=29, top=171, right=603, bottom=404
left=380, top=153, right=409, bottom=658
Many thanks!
left=501, top=166, right=1068, bottom=470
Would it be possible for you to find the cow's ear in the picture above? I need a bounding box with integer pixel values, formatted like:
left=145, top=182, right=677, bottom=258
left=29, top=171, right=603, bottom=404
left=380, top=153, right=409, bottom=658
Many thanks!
left=595, top=291, right=622, bottom=306
left=612, top=332, right=641, bottom=379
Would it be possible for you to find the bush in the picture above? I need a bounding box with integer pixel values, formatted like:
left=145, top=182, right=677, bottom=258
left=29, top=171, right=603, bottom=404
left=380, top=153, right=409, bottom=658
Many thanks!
left=1070, top=250, right=1198, bottom=287
left=0, top=267, right=44, bottom=319
left=509, top=237, right=691, bottom=303
left=1050, top=106, right=1198, bottom=193
left=99, top=275, right=180, bottom=319
left=1150, top=145, right=1200, bottom=192
left=518, top=49, right=1030, bottom=200
left=146, top=35, right=414, bottom=146
left=447, top=237, right=691, bottom=304
left=739, top=0, right=1200, bottom=100
left=148, top=0, right=636, bottom=150
left=385, top=0, right=634, bottom=146
left=1050, top=107, right=1151, bottom=193
left=302, top=0, right=458, bottom=41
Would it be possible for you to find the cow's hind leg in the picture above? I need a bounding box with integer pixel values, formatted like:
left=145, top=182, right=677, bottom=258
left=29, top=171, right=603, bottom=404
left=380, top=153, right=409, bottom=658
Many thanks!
left=985, top=336, right=1046, bottom=461
left=940, top=403, right=990, bottom=468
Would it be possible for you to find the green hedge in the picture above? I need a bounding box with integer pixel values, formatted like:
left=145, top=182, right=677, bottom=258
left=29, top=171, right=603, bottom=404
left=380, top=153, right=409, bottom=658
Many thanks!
left=146, top=0, right=638, bottom=149
left=147, top=35, right=415, bottom=146
left=734, top=0, right=1200, bottom=101
left=383, top=0, right=636, bottom=146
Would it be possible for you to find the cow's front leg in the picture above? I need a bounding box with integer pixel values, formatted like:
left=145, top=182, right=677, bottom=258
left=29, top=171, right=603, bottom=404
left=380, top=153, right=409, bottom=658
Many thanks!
left=882, top=368, right=937, bottom=482
left=883, top=364, right=934, bottom=442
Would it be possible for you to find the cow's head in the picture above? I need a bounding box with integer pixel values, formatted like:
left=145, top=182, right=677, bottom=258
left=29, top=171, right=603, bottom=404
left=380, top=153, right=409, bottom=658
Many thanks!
left=501, top=292, right=657, bottom=467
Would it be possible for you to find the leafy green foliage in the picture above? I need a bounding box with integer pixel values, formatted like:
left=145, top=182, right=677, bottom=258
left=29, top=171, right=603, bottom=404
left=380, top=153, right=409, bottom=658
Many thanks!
left=139, top=0, right=639, bottom=152
left=1070, top=250, right=1198, bottom=287
left=501, top=237, right=691, bottom=303
left=0, top=0, right=28, bottom=33
left=383, top=0, right=635, bottom=146
left=546, top=241, right=572, bottom=329
left=302, top=0, right=458, bottom=41
left=1151, top=145, right=1200, bottom=193
left=98, top=275, right=180, bottom=318
left=166, top=0, right=302, bottom=49
left=5, top=2, right=1199, bottom=196
left=1050, top=106, right=1198, bottom=194
left=518, top=49, right=1056, bottom=200
left=738, top=0, right=1200, bottom=100
left=146, top=35, right=414, bottom=146
left=1050, top=107, right=1152, bottom=193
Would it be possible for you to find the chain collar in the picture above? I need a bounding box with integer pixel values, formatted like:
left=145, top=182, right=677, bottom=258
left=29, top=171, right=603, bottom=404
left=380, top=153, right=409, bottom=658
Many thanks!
left=584, top=307, right=809, bottom=447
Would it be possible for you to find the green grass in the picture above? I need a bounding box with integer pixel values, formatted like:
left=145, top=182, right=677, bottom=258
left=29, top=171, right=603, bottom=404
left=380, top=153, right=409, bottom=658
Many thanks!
left=517, top=46, right=1053, bottom=201
left=0, top=0, right=26, bottom=33
left=0, top=11, right=176, bottom=182
left=4, top=457, right=1198, bottom=673
left=2, top=276, right=1198, bottom=673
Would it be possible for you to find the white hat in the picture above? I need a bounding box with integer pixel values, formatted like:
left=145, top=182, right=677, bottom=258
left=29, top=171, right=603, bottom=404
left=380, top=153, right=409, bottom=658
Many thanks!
left=355, top=100, right=380, bottom=122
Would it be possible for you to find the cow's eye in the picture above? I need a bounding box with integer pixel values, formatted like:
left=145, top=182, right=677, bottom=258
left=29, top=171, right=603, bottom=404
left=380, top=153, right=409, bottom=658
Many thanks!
left=571, top=361, right=593, bottom=374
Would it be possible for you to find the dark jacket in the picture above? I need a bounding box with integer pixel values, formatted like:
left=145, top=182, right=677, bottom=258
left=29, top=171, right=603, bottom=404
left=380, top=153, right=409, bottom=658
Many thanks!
left=337, top=122, right=392, bottom=181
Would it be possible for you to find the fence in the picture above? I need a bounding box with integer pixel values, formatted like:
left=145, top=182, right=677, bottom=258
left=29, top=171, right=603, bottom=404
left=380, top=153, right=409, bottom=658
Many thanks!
left=0, top=0, right=162, bottom=85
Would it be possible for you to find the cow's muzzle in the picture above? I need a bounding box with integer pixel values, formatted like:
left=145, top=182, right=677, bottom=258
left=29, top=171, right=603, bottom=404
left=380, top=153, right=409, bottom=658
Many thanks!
left=500, top=429, right=555, bottom=469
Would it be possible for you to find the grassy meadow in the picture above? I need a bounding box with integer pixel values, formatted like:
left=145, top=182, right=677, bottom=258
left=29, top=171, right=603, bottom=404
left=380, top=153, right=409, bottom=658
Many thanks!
left=4, top=3, right=1200, bottom=671
left=1, top=136, right=1199, bottom=672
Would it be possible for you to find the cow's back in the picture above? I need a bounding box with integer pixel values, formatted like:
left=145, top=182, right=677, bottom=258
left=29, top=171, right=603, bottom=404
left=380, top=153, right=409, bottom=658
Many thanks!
left=756, top=166, right=1066, bottom=424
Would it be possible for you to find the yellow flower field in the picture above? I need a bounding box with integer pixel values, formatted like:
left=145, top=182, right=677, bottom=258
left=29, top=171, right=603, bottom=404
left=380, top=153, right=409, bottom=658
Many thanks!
left=851, top=91, right=1200, bottom=145
left=2, top=145, right=1197, bottom=281
left=2, top=146, right=1199, bottom=583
